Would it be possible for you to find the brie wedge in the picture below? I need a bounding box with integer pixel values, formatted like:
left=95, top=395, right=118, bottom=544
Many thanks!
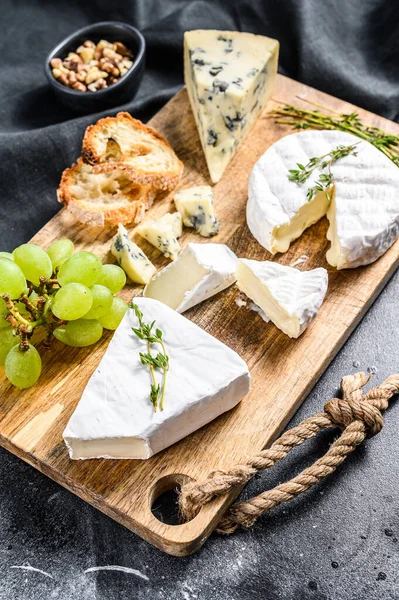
left=236, top=259, right=328, bottom=338
left=144, top=243, right=237, bottom=312
left=136, top=212, right=183, bottom=260
left=174, top=185, right=220, bottom=237
left=63, top=298, right=250, bottom=460
left=247, top=130, right=399, bottom=268
left=184, top=30, right=279, bottom=183
left=111, top=223, right=156, bottom=284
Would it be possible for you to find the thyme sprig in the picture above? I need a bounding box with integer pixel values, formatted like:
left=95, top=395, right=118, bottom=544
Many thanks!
left=288, top=143, right=359, bottom=201
left=130, top=302, right=169, bottom=412
left=268, top=97, right=399, bottom=167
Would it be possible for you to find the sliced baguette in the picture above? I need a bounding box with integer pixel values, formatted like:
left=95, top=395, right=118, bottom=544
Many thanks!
left=57, top=159, right=157, bottom=228
left=81, top=112, right=184, bottom=191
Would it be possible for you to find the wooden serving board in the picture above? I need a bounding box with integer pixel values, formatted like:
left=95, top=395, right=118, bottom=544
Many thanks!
left=1, top=75, right=398, bottom=556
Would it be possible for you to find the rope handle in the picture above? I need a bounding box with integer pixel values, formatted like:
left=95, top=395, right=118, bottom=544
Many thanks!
left=179, top=372, right=399, bottom=534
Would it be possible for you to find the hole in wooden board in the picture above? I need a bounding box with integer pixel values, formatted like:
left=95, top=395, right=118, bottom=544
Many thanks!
left=150, top=474, right=199, bottom=526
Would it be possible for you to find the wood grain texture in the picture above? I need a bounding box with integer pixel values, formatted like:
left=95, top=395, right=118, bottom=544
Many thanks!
left=0, top=75, right=398, bottom=556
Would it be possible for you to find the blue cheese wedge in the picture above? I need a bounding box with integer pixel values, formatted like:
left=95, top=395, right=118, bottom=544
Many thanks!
left=184, top=30, right=279, bottom=183
left=174, top=185, right=219, bottom=237
left=144, top=242, right=237, bottom=312
left=111, top=223, right=156, bottom=285
left=63, top=298, right=250, bottom=459
left=236, top=259, right=328, bottom=338
left=136, top=212, right=183, bottom=260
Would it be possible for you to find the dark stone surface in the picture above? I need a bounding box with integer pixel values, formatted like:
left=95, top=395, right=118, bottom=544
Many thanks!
left=0, top=1, right=398, bottom=598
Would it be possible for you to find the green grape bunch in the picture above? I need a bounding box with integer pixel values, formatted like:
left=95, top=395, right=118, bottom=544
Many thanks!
left=0, top=239, right=128, bottom=389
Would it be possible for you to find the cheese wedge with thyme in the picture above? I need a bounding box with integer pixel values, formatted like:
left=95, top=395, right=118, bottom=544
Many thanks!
left=63, top=298, right=250, bottom=460
left=111, top=224, right=156, bottom=284
left=136, top=212, right=183, bottom=260
left=174, top=185, right=219, bottom=237
left=236, top=259, right=328, bottom=338
left=184, top=30, right=279, bottom=183
left=247, top=130, right=399, bottom=268
left=144, top=243, right=237, bottom=312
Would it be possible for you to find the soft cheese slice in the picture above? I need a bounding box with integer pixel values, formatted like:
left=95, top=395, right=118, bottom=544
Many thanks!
left=111, top=224, right=156, bottom=284
left=184, top=30, right=279, bottom=183
left=174, top=185, right=219, bottom=237
left=236, top=259, right=328, bottom=338
left=144, top=243, right=237, bottom=312
left=326, top=137, right=399, bottom=269
left=136, top=212, right=183, bottom=260
left=63, top=298, right=250, bottom=459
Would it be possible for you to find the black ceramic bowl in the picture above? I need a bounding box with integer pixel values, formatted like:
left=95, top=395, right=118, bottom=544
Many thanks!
left=45, top=22, right=145, bottom=112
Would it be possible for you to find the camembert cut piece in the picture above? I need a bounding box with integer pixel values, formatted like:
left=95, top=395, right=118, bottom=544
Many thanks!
left=247, top=130, right=399, bottom=266
left=136, top=212, right=183, bottom=260
left=184, top=30, right=279, bottom=183
left=144, top=243, right=237, bottom=313
left=63, top=298, right=250, bottom=459
left=236, top=259, right=328, bottom=338
left=174, top=185, right=219, bottom=237
left=111, top=224, right=156, bottom=284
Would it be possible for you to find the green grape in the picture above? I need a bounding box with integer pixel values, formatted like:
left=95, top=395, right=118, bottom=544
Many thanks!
left=5, top=343, right=42, bottom=388
left=97, top=264, right=126, bottom=294
left=13, top=243, right=52, bottom=286
left=84, top=284, right=113, bottom=319
left=0, top=258, right=27, bottom=299
left=58, top=251, right=102, bottom=287
left=99, top=297, right=128, bottom=330
left=51, top=283, right=93, bottom=320
left=47, top=238, right=74, bottom=270
left=0, top=252, right=14, bottom=261
left=54, top=319, right=103, bottom=347
left=0, top=298, right=10, bottom=329
left=0, top=328, right=19, bottom=365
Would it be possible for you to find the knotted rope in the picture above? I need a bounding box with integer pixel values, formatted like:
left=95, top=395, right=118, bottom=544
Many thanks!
left=179, top=372, right=399, bottom=534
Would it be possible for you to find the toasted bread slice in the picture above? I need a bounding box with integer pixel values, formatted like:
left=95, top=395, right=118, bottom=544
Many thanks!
left=57, top=159, right=157, bottom=228
left=81, top=112, right=184, bottom=191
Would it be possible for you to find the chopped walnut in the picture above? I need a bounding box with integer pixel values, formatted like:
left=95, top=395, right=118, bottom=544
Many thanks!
left=50, top=38, right=135, bottom=92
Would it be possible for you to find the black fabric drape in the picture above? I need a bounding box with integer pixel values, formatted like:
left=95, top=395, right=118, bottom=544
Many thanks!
left=0, top=0, right=398, bottom=249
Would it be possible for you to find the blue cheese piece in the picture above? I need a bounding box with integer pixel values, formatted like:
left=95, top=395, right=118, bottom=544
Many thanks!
left=236, top=259, right=328, bottom=338
left=63, top=297, right=250, bottom=460
left=184, top=30, right=279, bottom=183
left=111, top=224, right=156, bottom=285
left=136, top=212, right=183, bottom=260
left=174, top=185, right=219, bottom=237
left=144, top=242, right=237, bottom=312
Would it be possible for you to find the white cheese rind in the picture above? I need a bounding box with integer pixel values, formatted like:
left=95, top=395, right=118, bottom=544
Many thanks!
left=184, top=30, right=279, bottom=183
left=63, top=298, right=250, bottom=460
left=136, top=212, right=183, bottom=260
left=144, top=243, right=237, bottom=313
left=111, top=224, right=156, bottom=285
left=326, top=138, right=399, bottom=269
left=174, top=185, right=219, bottom=237
left=236, top=259, right=328, bottom=338
left=247, top=129, right=399, bottom=267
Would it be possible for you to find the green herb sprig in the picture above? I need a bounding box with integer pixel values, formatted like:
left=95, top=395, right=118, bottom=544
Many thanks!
left=130, top=302, right=169, bottom=412
left=288, top=143, right=359, bottom=201
left=268, top=97, right=399, bottom=167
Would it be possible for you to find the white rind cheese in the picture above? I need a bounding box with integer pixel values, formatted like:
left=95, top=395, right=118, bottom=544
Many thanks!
left=247, top=130, right=399, bottom=268
left=136, top=212, right=183, bottom=260
left=184, top=30, right=279, bottom=183
left=144, top=242, right=237, bottom=313
left=111, top=224, right=156, bottom=284
left=326, top=136, right=399, bottom=269
left=236, top=259, right=328, bottom=338
left=174, top=185, right=219, bottom=237
left=63, top=298, right=250, bottom=460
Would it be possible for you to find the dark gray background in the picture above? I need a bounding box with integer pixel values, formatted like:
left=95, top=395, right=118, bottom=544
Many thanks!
left=0, top=1, right=398, bottom=598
